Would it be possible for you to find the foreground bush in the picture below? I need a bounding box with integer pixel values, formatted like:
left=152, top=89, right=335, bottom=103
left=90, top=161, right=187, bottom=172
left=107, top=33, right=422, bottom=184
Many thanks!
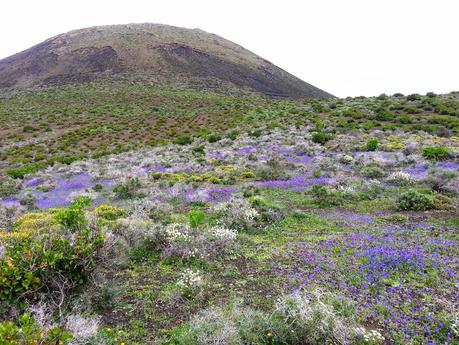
left=0, top=197, right=105, bottom=302
left=171, top=289, right=379, bottom=345
left=396, top=189, right=434, bottom=211
left=0, top=313, right=72, bottom=345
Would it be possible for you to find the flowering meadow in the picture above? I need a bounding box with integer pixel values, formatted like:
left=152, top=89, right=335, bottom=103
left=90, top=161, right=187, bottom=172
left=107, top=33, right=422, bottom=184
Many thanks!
left=0, top=86, right=458, bottom=344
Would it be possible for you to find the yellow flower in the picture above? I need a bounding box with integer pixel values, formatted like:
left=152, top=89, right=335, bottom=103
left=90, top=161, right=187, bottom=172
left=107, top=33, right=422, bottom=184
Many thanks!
left=267, top=332, right=273, bottom=337
left=106, top=327, right=112, bottom=332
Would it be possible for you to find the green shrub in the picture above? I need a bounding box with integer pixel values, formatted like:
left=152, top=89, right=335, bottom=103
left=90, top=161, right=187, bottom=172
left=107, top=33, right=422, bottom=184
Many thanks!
left=311, top=132, right=332, bottom=144
left=93, top=183, right=103, bottom=192
left=422, top=147, right=452, bottom=161
left=0, top=198, right=105, bottom=302
left=407, top=93, right=421, bottom=101
left=228, top=130, right=240, bottom=140
left=0, top=313, right=73, bottom=345
left=362, top=166, right=385, bottom=178
left=22, top=125, right=37, bottom=133
left=249, top=129, right=262, bottom=137
left=19, top=194, right=37, bottom=209
left=366, top=139, right=379, bottom=151
left=397, top=189, right=434, bottom=211
left=174, top=135, right=193, bottom=145
left=192, top=145, right=205, bottom=154
left=433, top=194, right=455, bottom=210
left=399, top=115, right=412, bottom=124
left=6, top=163, right=42, bottom=179
left=188, top=210, right=205, bottom=228
left=207, top=133, right=221, bottom=143
left=94, top=204, right=126, bottom=220
left=113, top=178, right=141, bottom=199
left=403, top=105, right=421, bottom=114
left=375, top=110, right=395, bottom=121
left=55, top=196, right=91, bottom=230
left=362, top=121, right=375, bottom=130
left=311, top=185, right=343, bottom=207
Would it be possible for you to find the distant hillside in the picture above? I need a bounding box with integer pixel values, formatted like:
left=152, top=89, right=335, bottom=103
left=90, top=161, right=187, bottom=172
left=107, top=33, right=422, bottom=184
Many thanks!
left=0, top=23, right=333, bottom=99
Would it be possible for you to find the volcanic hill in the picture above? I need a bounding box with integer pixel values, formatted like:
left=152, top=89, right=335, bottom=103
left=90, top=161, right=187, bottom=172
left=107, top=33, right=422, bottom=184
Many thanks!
left=0, top=23, right=332, bottom=98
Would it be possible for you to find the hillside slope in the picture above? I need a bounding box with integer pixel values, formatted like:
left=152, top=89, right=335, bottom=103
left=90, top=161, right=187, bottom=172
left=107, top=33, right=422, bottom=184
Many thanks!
left=0, top=23, right=333, bottom=98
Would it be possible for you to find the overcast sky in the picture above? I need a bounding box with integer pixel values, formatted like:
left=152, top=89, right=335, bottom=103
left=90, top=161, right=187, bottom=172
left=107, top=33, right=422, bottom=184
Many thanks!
left=1, top=0, right=458, bottom=97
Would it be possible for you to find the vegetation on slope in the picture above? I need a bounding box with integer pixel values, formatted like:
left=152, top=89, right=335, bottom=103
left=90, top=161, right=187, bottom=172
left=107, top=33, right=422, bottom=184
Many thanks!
left=0, top=87, right=458, bottom=344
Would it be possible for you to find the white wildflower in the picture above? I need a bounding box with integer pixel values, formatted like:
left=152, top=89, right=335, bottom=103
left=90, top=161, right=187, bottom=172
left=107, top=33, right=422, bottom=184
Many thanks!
left=177, top=268, right=203, bottom=291
left=208, top=226, right=237, bottom=241
left=243, top=207, right=259, bottom=223
left=165, top=223, right=192, bottom=242
left=386, top=171, right=415, bottom=185
left=354, top=327, right=385, bottom=343
left=340, top=154, right=354, bottom=164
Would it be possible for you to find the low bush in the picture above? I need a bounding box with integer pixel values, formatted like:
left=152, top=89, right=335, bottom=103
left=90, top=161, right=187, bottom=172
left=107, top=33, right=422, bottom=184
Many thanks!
left=422, top=147, right=452, bottom=161
left=0, top=198, right=105, bottom=302
left=93, top=204, right=126, bottom=220
left=424, top=169, right=457, bottom=192
left=113, top=177, right=141, bottom=199
left=171, top=289, right=372, bottom=345
left=0, top=313, right=73, bottom=345
left=311, top=185, right=343, bottom=207
left=6, top=163, right=42, bottom=179
left=362, top=166, right=385, bottom=179
left=366, top=139, right=379, bottom=151
left=397, top=189, right=434, bottom=211
left=0, top=178, right=21, bottom=198
left=433, top=194, right=455, bottom=210
left=188, top=210, right=205, bottom=228
left=375, top=110, right=395, bottom=121
left=386, top=171, right=415, bottom=186
left=207, top=133, right=221, bottom=143
left=192, top=145, right=205, bottom=154
left=311, top=132, right=333, bottom=144
left=174, top=135, right=193, bottom=145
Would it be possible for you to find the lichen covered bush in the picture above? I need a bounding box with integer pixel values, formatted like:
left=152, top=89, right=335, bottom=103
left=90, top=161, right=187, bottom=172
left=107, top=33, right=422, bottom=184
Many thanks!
left=171, top=289, right=378, bottom=345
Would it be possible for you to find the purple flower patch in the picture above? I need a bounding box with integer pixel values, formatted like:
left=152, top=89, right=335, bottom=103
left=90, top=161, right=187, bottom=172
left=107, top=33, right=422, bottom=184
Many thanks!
left=0, top=196, right=21, bottom=208
left=280, top=226, right=459, bottom=343
left=207, top=151, right=228, bottom=160
left=436, top=161, right=459, bottom=170
left=285, top=155, right=312, bottom=166
left=25, top=178, right=44, bottom=188
left=405, top=165, right=429, bottom=175
left=238, top=146, right=258, bottom=154
left=32, top=172, right=101, bottom=209
left=153, top=165, right=167, bottom=173
left=206, top=187, right=233, bottom=203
